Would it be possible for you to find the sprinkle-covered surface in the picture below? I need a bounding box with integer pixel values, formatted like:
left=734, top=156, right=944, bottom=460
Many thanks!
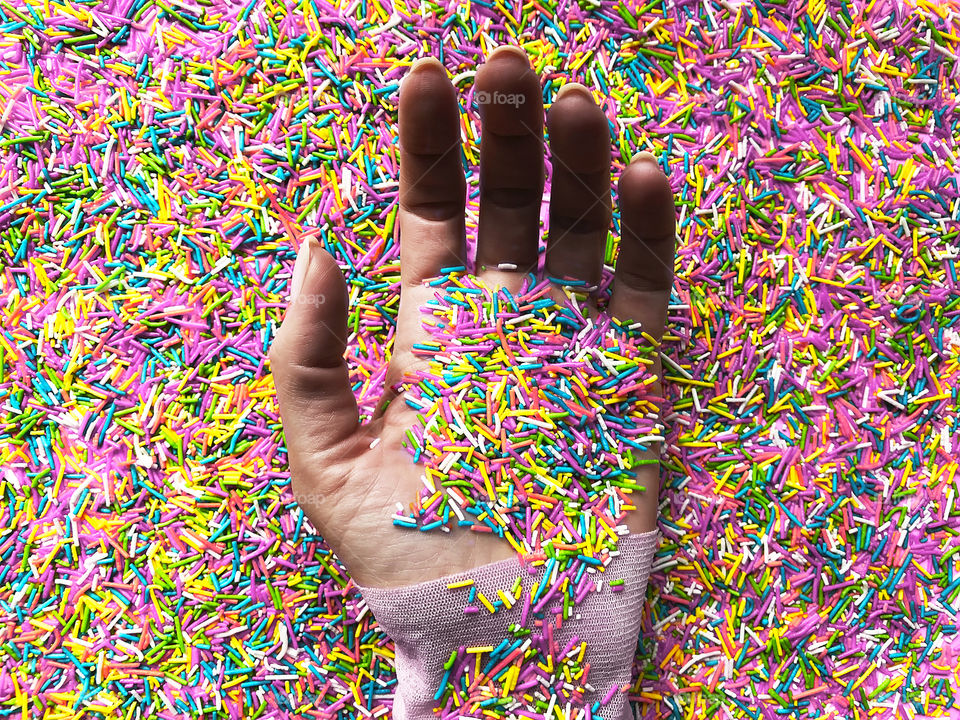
left=396, top=271, right=662, bottom=555
left=1, top=0, right=959, bottom=718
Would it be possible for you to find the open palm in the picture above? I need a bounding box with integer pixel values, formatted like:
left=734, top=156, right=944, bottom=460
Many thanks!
left=269, top=46, right=676, bottom=588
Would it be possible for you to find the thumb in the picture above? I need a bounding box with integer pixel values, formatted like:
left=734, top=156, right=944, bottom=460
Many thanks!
left=270, top=237, right=360, bottom=461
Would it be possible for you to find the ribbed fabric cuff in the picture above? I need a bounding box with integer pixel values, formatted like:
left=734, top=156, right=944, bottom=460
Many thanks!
left=355, top=529, right=660, bottom=720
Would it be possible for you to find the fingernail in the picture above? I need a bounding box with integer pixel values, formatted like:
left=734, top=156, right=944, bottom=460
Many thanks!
left=631, top=150, right=658, bottom=165
left=555, top=82, right=593, bottom=101
left=410, top=56, right=444, bottom=74
left=290, top=238, right=313, bottom=302
left=488, top=45, right=529, bottom=64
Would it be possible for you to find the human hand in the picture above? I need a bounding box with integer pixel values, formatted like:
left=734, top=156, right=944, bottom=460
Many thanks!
left=269, top=46, right=676, bottom=589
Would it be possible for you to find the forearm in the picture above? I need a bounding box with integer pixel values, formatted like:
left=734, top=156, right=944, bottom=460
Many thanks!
left=355, top=529, right=660, bottom=720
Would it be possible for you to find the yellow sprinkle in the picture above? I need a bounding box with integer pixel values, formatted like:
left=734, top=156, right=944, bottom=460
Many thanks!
left=477, top=591, right=496, bottom=614
left=504, top=531, right=524, bottom=554
left=503, top=663, right=519, bottom=694
left=446, top=578, right=474, bottom=590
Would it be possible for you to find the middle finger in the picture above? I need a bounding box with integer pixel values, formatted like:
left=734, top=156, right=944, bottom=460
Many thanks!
left=474, top=46, right=544, bottom=286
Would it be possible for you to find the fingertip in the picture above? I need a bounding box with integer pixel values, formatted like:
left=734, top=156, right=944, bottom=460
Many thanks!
left=275, top=239, right=350, bottom=369
left=409, top=56, right=446, bottom=76
left=486, top=44, right=531, bottom=67
left=308, top=242, right=350, bottom=325
left=402, top=57, right=451, bottom=98
left=474, top=46, right=542, bottom=136
left=618, top=157, right=675, bottom=240
left=547, top=85, right=609, bottom=173
left=629, top=150, right=659, bottom=167
left=615, top=157, right=676, bottom=294
left=400, top=58, right=459, bottom=153
left=552, top=82, right=596, bottom=108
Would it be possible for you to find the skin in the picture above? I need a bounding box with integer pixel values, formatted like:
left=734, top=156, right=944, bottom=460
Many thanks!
left=269, top=46, right=677, bottom=588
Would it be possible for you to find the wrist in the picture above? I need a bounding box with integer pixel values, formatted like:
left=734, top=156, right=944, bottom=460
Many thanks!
left=355, top=529, right=660, bottom=720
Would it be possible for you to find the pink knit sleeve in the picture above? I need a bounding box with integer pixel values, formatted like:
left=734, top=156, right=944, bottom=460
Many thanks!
left=354, top=529, right=660, bottom=720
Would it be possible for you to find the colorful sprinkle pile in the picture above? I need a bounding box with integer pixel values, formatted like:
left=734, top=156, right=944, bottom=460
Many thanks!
left=427, top=604, right=633, bottom=717
left=1, top=0, right=959, bottom=718
left=387, top=270, right=661, bottom=716
left=396, top=270, right=662, bottom=558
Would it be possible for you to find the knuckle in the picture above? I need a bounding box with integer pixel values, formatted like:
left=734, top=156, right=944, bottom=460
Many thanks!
left=267, top=334, right=292, bottom=370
